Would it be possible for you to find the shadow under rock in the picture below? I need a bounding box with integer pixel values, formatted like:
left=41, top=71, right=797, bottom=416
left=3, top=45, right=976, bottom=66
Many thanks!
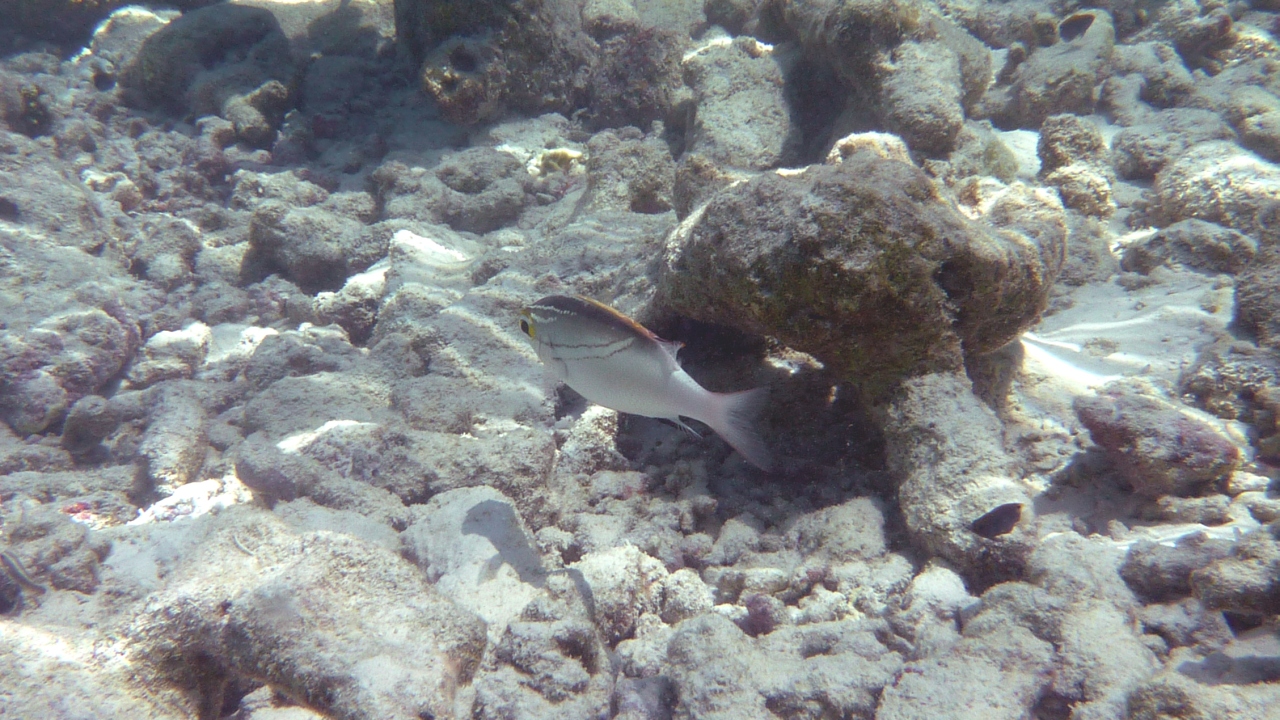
left=1177, top=633, right=1280, bottom=686
left=1030, top=447, right=1147, bottom=536
left=462, top=499, right=598, bottom=618
left=463, top=499, right=547, bottom=587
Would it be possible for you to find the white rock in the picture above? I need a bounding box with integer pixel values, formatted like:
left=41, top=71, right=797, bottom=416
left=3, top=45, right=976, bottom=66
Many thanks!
left=571, top=544, right=667, bottom=644
left=660, top=568, right=714, bottom=623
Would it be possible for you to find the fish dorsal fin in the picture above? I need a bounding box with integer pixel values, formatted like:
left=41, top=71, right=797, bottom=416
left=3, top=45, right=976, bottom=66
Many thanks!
left=553, top=295, right=684, bottom=367
left=572, top=295, right=662, bottom=342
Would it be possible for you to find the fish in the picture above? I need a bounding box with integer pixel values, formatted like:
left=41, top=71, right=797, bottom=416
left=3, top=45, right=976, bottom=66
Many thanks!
left=1, top=549, right=47, bottom=594
left=519, top=295, right=772, bottom=471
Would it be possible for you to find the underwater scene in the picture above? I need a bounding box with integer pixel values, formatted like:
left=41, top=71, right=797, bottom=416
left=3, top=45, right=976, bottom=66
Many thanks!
left=1, top=0, right=1279, bottom=717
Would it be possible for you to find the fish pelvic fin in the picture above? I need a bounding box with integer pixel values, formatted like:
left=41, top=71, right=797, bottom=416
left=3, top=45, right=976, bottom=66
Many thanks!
left=702, top=386, right=773, bottom=472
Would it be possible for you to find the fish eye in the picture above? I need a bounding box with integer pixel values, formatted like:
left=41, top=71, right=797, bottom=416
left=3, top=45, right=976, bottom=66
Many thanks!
left=520, top=319, right=530, bottom=335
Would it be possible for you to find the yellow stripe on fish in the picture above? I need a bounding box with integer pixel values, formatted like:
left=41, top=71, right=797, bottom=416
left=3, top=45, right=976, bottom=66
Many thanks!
left=519, top=295, right=772, bottom=471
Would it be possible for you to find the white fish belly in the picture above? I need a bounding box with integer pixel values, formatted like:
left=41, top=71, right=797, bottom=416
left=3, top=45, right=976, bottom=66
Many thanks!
left=558, top=353, right=705, bottom=420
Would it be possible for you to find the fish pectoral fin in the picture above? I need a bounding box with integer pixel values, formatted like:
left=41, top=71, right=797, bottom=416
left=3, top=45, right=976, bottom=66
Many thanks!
left=657, top=339, right=684, bottom=365
left=672, top=417, right=703, bottom=438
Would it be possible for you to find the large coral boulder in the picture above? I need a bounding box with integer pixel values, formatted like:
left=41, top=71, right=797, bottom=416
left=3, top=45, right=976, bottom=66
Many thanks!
left=120, top=4, right=295, bottom=145
left=655, top=152, right=1064, bottom=397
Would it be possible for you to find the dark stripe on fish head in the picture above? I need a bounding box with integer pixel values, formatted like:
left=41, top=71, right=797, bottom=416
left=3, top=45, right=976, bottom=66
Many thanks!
left=522, top=295, right=665, bottom=362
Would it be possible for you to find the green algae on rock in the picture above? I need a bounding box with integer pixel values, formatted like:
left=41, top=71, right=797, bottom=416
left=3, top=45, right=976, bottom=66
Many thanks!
left=656, top=152, right=1065, bottom=399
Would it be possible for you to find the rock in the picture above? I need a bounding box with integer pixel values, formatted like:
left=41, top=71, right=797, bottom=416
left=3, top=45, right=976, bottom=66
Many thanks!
left=783, top=496, right=887, bottom=564
left=887, top=561, right=976, bottom=658
left=582, top=0, right=641, bottom=38
left=1213, top=83, right=1280, bottom=164
left=243, top=199, right=389, bottom=294
left=0, top=465, right=139, bottom=523
left=413, top=0, right=597, bottom=125
left=1110, top=109, right=1236, bottom=180
left=236, top=0, right=395, bottom=58
left=1053, top=600, right=1158, bottom=718
left=1127, top=671, right=1280, bottom=720
left=1122, top=535, right=1237, bottom=603
left=550, top=408, right=630, bottom=479
left=993, top=10, right=1115, bottom=128
left=666, top=613, right=903, bottom=719
left=0, top=370, right=68, bottom=438
left=659, top=568, right=714, bottom=624
left=418, top=35, right=509, bottom=126
left=0, top=600, right=190, bottom=715
left=1140, top=494, right=1232, bottom=525
left=1109, top=41, right=1196, bottom=109
left=679, top=34, right=798, bottom=198
left=826, top=131, right=913, bottom=165
left=962, top=581, right=1069, bottom=646
left=83, top=6, right=178, bottom=71
left=656, top=154, right=1065, bottom=398
left=1226, top=471, right=1274, bottom=497
left=241, top=326, right=361, bottom=392
left=137, top=383, right=210, bottom=496
left=705, top=515, right=763, bottom=566
left=1150, top=0, right=1235, bottom=70
left=584, top=24, right=687, bottom=130
left=1043, top=164, right=1114, bottom=217
left=471, top=593, right=613, bottom=719
left=1026, top=532, right=1136, bottom=608
left=876, top=625, right=1054, bottom=720
left=1178, top=339, right=1280, bottom=444
left=120, top=5, right=295, bottom=144
left=759, top=0, right=989, bottom=155
left=1121, top=219, right=1258, bottom=275
left=365, top=230, right=471, bottom=334
left=1038, top=114, right=1108, bottom=175
left=229, top=168, right=332, bottom=212
left=878, top=40, right=964, bottom=155
left=127, top=322, right=213, bottom=389
left=61, top=395, right=121, bottom=455
left=1074, top=384, right=1241, bottom=497
left=934, top=0, right=1057, bottom=49
left=233, top=435, right=409, bottom=528
left=393, top=0, right=513, bottom=62
left=400, top=486, right=546, bottom=630
left=704, top=0, right=759, bottom=34
left=1138, top=598, right=1232, bottom=652
left=921, top=13, right=992, bottom=112
left=241, top=368, right=393, bottom=441
left=313, top=266, right=386, bottom=345
left=570, top=545, right=667, bottom=646
left=121, top=216, right=204, bottom=291
left=1237, top=257, right=1280, bottom=354
left=579, top=127, right=677, bottom=215
left=1, top=504, right=111, bottom=593
left=0, top=287, right=142, bottom=436
left=1190, top=521, right=1280, bottom=615
left=612, top=676, right=676, bottom=720
left=1150, top=141, right=1280, bottom=237
left=0, top=127, right=112, bottom=248
left=883, top=373, right=1034, bottom=583
left=221, top=80, right=291, bottom=147
left=370, top=153, right=535, bottom=236
left=127, top=508, right=487, bottom=720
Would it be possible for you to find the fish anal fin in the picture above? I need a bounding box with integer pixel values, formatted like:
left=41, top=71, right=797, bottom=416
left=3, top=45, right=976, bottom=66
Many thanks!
left=672, top=417, right=703, bottom=438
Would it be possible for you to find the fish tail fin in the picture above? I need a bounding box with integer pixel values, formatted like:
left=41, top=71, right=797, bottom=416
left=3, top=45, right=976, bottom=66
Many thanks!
left=703, top=387, right=773, bottom=472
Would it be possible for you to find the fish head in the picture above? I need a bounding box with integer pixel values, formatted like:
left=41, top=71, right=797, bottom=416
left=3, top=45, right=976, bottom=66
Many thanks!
left=517, top=306, right=538, bottom=345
